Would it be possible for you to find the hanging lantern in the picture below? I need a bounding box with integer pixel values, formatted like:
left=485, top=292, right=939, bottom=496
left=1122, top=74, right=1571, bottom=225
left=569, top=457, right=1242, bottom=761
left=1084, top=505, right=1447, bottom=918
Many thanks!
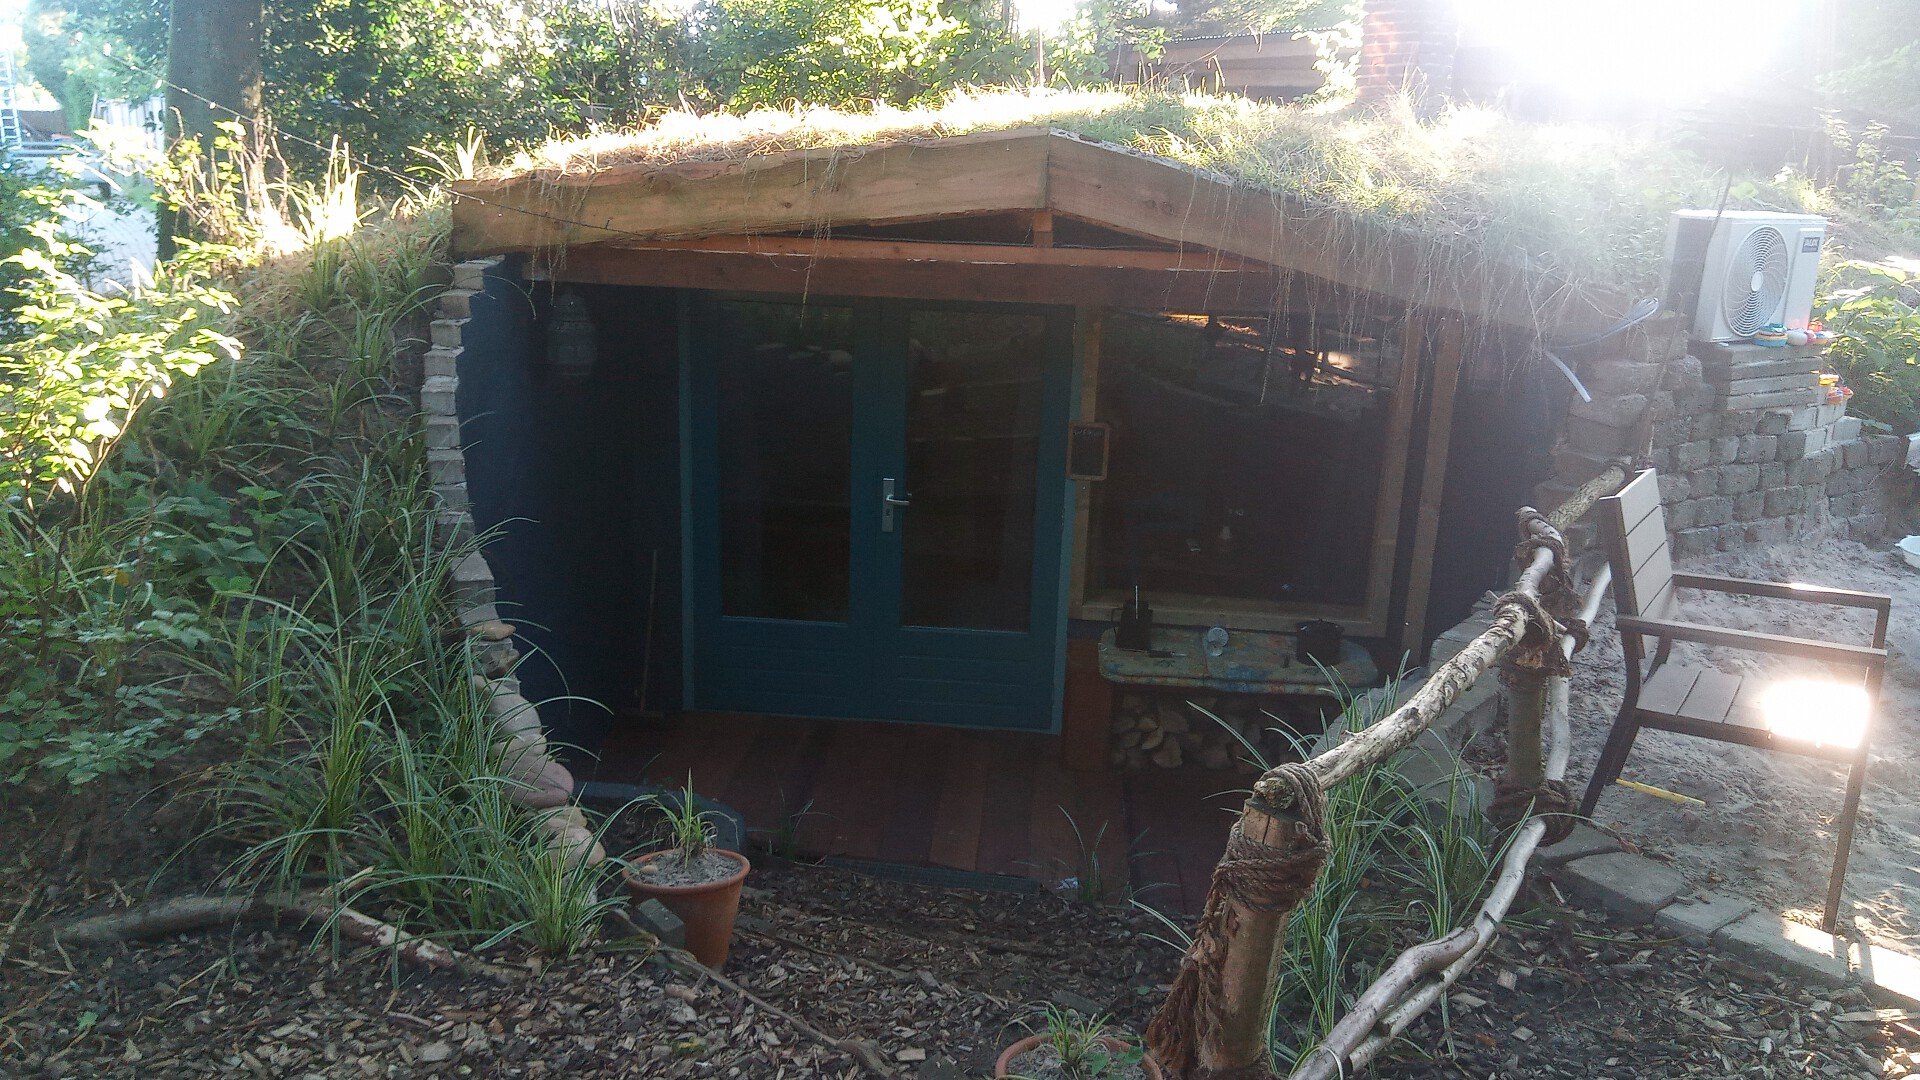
left=546, top=289, right=597, bottom=382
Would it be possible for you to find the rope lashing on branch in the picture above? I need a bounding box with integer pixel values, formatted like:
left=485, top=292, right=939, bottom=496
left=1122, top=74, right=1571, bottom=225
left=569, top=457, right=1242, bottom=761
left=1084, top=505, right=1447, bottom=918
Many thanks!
left=1147, top=763, right=1328, bottom=1080
left=1498, top=508, right=1587, bottom=676
left=1489, top=776, right=1578, bottom=844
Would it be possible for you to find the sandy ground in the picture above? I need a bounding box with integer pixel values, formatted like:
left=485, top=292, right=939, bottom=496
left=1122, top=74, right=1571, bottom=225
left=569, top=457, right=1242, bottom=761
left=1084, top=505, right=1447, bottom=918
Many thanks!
left=1570, top=534, right=1920, bottom=952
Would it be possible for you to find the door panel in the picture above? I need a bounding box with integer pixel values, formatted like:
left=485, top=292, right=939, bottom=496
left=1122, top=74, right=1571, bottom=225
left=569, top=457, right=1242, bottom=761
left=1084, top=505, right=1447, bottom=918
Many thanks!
left=712, top=300, right=855, bottom=622
left=686, top=295, right=1071, bottom=730
left=687, top=298, right=873, bottom=715
left=899, top=310, right=1047, bottom=633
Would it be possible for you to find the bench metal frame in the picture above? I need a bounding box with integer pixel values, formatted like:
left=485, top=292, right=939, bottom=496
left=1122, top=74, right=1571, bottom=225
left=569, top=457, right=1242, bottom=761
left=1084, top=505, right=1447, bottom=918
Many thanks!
left=1580, top=469, right=1890, bottom=933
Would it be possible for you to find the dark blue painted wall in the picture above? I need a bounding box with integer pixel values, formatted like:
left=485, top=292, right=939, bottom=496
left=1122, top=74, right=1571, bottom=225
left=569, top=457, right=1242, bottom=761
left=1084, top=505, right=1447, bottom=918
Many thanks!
left=454, top=264, right=1540, bottom=736
left=1423, top=350, right=1560, bottom=655
left=458, top=264, right=683, bottom=754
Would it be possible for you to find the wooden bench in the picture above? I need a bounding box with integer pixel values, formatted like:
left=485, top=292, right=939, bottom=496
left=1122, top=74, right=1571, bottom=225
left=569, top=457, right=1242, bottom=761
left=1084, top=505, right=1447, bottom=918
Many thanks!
left=1581, top=468, right=1891, bottom=932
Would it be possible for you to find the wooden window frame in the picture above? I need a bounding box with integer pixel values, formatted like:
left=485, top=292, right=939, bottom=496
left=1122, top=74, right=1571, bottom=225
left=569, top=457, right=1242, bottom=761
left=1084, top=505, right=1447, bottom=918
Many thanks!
left=1066, top=307, right=1463, bottom=639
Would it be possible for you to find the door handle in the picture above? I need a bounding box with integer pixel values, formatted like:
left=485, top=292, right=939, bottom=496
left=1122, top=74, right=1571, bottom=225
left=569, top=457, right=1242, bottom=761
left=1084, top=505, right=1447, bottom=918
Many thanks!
left=881, top=477, right=912, bottom=531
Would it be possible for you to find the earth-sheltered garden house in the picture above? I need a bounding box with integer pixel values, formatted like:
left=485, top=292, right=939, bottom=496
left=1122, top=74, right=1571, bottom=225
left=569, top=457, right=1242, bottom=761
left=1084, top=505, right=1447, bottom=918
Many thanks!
left=426, top=92, right=1908, bottom=895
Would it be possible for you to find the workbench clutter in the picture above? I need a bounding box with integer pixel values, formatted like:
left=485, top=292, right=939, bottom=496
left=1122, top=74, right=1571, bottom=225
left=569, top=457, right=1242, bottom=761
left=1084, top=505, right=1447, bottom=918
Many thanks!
left=1096, top=622, right=1379, bottom=771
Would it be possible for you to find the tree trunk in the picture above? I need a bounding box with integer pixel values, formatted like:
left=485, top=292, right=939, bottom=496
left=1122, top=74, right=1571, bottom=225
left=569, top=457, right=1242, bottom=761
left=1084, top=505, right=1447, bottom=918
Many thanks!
left=159, top=0, right=263, bottom=258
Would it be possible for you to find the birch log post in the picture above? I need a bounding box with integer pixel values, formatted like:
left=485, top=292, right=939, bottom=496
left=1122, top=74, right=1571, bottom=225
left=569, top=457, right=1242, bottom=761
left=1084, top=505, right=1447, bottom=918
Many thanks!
left=1504, top=668, right=1548, bottom=791
left=1208, top=802, right=1315, bottom=1073
left=1151, top=469, right=1625, bottom=1080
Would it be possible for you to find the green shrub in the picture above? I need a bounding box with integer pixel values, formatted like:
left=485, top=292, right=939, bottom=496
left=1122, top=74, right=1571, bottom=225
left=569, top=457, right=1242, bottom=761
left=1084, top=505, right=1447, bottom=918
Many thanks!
left=1817, top=259, right=1920, bottom=433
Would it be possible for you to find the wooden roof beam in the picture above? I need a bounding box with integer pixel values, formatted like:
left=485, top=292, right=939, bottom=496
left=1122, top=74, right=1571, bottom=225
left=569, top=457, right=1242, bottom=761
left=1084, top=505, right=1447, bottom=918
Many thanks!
left=535, top=246, right=1311, bottom=313
left=604, top=234, right=1278, bottom=272
left=451, top=128, right=1619, bottom=331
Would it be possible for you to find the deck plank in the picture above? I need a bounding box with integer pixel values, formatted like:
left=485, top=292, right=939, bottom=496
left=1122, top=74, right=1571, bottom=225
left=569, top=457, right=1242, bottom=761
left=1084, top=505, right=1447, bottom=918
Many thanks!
left=1126, top=766, right=1237, bottom=915
left=832, top=724, right=913, bottom=862
left=879, top=728, right=959, bottom=866
left=1054, top=759, right=1131, bottom=901
left=926, top=733, right=993, bottom=872
left=723, top=719, right=826, bottom=837
left=795, top=724, right=871, bottom=859
left=649, top=713, right=764, bottom=804
left=1028, top=743, right=1085, bottom=890
left=1677, top=670, right=1742, bottom=725
left=589, top=711, right=1236, bottom=910
left=1637, top=664, right=1701, bottom=716
left=976, top=736, right=1040, bottom=877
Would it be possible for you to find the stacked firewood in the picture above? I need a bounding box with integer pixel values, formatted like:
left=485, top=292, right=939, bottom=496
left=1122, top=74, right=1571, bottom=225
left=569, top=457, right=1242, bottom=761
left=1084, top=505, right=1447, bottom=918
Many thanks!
left=1108, top=691, right=1271, bottom=772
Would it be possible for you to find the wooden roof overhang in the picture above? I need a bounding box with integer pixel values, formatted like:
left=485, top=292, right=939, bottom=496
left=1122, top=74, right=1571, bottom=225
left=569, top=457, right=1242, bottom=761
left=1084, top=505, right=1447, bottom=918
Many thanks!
left=451, top=128, right=1614, bottom=330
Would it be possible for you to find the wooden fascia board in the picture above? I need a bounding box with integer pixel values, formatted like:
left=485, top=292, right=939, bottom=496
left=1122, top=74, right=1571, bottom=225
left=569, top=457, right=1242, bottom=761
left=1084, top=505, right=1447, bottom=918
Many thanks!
left=1041, top=133, right=1616, bottom=332
left=450, top=128, right=1055, bottom=256
left=455, top=125, right=1616, bottom=332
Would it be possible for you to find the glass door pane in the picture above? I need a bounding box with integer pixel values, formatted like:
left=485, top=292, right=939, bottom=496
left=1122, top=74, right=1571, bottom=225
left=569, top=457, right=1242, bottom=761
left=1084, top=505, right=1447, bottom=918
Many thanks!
left=712, top=300, right=854, bottom=622
left=899, top=310, right=1047, bottom=631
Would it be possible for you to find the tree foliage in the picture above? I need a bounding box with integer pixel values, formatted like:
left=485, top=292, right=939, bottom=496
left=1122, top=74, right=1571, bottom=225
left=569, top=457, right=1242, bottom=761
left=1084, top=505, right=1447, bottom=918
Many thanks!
left=688, top=0, right=1026, bottom=107
left=1819, top=260, right=1920, bottom=433
left=24, top=0, right=1042, bottom=178
left=24, top=0, right=167, bottom=129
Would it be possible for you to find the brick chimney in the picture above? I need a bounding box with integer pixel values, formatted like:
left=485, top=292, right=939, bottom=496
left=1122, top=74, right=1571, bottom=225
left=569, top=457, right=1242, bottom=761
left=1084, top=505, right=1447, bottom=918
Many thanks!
left=1355, top=0, right=1461, bottom=110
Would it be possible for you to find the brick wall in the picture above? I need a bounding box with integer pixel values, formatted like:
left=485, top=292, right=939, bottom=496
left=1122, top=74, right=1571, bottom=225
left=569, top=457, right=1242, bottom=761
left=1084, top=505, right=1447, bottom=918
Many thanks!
left=1355, top=0, right=1461, bottom=108
left=1539, top=314, right=1916, bottom=554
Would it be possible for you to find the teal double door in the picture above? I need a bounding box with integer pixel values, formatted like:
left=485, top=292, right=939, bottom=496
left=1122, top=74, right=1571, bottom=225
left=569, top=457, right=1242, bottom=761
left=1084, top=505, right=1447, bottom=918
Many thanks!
left=684, top=295, right=1074, bottom=730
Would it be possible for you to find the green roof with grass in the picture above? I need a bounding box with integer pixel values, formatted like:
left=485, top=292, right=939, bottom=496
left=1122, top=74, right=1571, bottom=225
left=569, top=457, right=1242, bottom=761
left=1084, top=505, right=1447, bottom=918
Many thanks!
left=488, top=88, right=1769, bottom=305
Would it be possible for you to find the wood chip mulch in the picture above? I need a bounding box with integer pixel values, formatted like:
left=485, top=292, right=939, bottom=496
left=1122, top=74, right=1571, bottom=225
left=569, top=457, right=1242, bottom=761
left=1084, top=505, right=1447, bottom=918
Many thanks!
left=1382, top=905, right=1920, bottom=1080
left=1, top=858, right=1177, bottom=1079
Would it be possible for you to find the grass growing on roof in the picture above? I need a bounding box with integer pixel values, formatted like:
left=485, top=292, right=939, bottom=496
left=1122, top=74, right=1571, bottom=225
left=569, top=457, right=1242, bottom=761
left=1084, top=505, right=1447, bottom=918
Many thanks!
left=495, top=87, right=1764, bottom=300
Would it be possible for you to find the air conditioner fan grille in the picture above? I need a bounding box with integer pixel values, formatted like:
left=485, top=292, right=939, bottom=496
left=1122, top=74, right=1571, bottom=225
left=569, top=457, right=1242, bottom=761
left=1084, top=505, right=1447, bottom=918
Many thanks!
left=1723, top=226, right=1790, bottom=338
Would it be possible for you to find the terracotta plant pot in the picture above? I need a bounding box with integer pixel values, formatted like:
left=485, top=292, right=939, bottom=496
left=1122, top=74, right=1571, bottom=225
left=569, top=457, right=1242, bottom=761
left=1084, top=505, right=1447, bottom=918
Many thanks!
left=994, top=1033, right=1164, bottom=1079
left=622, top=849, right=751, bottom=969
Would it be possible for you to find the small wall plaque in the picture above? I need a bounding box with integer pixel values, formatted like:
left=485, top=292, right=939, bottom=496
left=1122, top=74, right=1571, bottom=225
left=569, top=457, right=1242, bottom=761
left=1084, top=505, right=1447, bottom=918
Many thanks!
left=1068, top=421, right=1111, bottom=481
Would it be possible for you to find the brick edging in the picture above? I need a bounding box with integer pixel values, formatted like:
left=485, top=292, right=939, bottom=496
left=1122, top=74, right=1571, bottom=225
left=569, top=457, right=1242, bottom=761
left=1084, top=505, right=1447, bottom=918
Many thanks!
left=418, top=258, right=606, bottom=870
left=1540, top=824, right=1920, bottom=1006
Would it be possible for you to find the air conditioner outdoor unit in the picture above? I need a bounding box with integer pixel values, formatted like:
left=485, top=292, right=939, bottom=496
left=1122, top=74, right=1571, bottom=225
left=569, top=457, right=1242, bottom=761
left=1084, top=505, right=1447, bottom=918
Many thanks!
left=1664, top=210, right=1827, bottom=343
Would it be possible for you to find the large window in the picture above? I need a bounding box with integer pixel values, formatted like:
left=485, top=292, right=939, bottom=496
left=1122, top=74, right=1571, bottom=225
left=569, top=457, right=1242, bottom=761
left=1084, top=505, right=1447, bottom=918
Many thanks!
left=713, top=300, right=855, bottom=622
left=1087, top=309, right=1416, bottom=623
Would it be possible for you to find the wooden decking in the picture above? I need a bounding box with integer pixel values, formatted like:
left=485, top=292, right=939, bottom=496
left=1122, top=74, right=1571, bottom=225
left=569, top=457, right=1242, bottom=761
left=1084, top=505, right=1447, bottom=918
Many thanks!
left=579, top=713, right=1244, bottom=914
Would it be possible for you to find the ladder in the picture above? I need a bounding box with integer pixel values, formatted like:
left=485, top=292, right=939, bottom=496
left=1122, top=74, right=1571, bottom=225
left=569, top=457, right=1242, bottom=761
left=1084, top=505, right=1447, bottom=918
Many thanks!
left=0, top=51, right=23, bottom=150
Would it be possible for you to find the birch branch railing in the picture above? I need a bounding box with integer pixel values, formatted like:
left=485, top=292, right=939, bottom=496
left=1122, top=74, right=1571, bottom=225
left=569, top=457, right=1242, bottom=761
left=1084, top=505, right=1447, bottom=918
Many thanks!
left=1144, top=464, right=1627, bottom=1080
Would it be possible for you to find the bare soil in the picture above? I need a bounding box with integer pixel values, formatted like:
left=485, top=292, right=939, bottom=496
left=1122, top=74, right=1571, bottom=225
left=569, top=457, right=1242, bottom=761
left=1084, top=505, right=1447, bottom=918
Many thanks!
left=632, top=850, right=743, bottom=888
left=0, top=841, right=1177, bottom=1078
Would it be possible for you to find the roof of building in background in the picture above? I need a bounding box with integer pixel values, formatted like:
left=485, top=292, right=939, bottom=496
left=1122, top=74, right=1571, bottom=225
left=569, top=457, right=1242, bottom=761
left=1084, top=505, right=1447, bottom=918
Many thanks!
left=18, top=108, right=71, bottom=139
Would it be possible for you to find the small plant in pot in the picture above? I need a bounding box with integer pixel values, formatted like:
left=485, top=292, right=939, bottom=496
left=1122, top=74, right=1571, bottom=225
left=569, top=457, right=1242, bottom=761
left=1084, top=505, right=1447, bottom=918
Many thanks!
left=621, top=777, right=751, bottom=969
left=996, top=1006, right=1162, bottom=1079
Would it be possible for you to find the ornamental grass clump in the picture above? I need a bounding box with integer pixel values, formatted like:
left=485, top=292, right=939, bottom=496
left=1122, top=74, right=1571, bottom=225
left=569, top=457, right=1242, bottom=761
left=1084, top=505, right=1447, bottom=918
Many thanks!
left=1003, top=1005, right=1153, bottom=1080
left=648, top=775, right=720, bottom=867
left=2, top=133, right=615, bottom=959
left=1197, top=674, right=1503, bottom=1071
